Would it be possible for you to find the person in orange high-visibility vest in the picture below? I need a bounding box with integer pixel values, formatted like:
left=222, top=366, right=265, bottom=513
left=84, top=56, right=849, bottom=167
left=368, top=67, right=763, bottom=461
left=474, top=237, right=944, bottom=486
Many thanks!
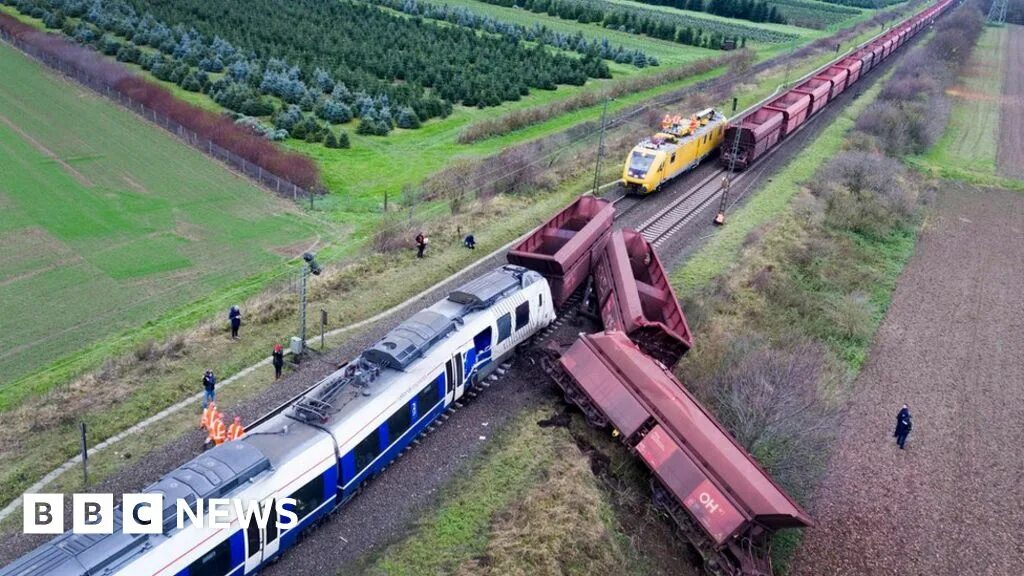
left=200, top=402, right=218, bottom=431
left=227, top=416, right=245, bottom=441
left=208, top=415, right=227, bottom=446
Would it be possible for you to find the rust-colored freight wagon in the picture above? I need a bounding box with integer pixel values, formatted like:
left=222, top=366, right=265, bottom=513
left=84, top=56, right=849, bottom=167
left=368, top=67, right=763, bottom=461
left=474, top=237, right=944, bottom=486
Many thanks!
left=793, top=77, right=832, bottom=116
left=817, top=66, right=850, bottom=98
left=547, top=332, right=812, bottom=576
left=870, top=42, right=886, bottom=65
left=764, top=90, right=812, bottom=138
left=837, top=56, right=863, bottom=85
left=856, top=49, right=875, bottom=74
left=591, top=229, right=692, bottom=368
left=507, top=195, right=614, bottom=307
left=720, top=107, right=783, bottom=170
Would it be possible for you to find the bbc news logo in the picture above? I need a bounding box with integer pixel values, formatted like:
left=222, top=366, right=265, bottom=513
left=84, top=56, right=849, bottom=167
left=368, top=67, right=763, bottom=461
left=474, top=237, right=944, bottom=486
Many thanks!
left=23, top=494, right=298, bottom=535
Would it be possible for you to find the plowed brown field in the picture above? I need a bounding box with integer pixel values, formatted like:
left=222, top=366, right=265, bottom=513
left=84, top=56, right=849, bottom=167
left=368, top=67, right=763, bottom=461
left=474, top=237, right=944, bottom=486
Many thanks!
left=788, top=184, right=1024, bottom=576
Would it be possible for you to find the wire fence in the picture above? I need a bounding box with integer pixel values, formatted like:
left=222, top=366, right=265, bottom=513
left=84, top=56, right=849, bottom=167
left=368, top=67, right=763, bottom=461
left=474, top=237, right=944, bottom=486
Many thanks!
left=0, top=29, right=314, bottom=201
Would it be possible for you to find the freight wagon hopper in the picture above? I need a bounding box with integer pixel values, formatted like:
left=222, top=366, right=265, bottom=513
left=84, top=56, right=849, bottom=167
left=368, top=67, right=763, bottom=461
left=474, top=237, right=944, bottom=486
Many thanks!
left=764, top=91, right=811, bottom=139
left=721, top=108, right=783, bottom=170
left=545, top=332, right=811, bottom=576
left=792, top=77, right=831, bottom=116
left=507, top=196, right=614, bottom=307
left=591, top=228, right=693, bottom=368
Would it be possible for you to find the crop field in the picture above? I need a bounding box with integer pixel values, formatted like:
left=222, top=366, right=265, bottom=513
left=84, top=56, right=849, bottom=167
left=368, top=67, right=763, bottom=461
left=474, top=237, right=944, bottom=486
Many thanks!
left=0, top=0, right=879, bottom=228
left=914, top=26, right=1007, bottom=182
left=0, top=41, right=324, bottom=398
left=766, top=0, right=863, bottom=29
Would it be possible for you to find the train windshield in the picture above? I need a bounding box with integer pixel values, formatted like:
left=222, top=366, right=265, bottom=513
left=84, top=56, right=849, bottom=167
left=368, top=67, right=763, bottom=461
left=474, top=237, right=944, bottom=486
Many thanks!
left=629, top=152, right=655, bottom=174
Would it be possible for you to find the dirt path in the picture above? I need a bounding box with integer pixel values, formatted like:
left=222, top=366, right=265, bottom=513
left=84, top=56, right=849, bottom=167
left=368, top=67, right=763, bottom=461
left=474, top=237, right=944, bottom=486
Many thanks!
left=998, top=25, right=1024, bottom=179
left=789, top=184, right=1024, bottom=575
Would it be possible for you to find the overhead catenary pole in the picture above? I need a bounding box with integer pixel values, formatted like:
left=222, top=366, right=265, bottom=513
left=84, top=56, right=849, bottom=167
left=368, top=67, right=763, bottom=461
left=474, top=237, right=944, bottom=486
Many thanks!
left=591, top=98, right=611, bottom=195
left=298, top=267, right=308, bottom=352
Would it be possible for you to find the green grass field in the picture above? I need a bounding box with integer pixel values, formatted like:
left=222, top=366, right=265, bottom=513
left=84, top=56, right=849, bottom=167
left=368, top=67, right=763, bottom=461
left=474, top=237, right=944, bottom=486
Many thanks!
left=912, top=26, right=1006, bottom=181
left=0, top=42, right=325, bottom=396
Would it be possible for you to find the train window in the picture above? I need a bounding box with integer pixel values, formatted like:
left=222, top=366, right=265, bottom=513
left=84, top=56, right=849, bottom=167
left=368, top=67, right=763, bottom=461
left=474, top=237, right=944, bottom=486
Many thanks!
left=387, top=403, right=413, bottom=441
left=267, top=499, right=279, bottom=542
left=515, top=302, right=530, bottom=331
left=354, top=430, right=381, bottom=473
left=188, top=539, right=232, bottom=576
left=670, top=153, right=676, bottom=163
left=289, top=476, right=325, bottom=522
left=497, top=313, right=512, bottom=343
left=246, top=509, right=261, bottom=557
left=417, top=378, right=440, bottom=410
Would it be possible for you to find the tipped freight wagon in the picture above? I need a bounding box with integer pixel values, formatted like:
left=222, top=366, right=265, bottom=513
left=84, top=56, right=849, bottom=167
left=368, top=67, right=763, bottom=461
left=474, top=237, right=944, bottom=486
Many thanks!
left=591, top=229, right=693, bottom=368
left=544, top=332, right=812, bottom=576
left=507, top=195, right=614, bottom=308
left=720, top=108, right=783, bottom=170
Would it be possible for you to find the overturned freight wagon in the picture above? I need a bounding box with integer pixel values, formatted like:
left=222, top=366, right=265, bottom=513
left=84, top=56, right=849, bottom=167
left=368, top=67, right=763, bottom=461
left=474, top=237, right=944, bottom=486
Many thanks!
left=591, top=228, right=693, bottom=368
left=545, top=332, right=812, bottom=576
left=507, top=196, right=614, bottom=307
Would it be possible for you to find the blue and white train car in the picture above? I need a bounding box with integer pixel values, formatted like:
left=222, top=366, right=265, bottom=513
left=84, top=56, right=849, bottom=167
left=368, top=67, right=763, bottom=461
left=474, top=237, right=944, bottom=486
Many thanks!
left=1, top=265, right=555, bottom=576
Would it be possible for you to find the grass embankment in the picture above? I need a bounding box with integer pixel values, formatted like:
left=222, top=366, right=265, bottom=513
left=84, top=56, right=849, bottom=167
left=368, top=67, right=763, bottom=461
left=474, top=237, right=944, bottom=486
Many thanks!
left=0, top=40, right=327, bottom=397
left=365, top=406, right=647, bottom=576
left=908, top=26, right=1024, bottom=189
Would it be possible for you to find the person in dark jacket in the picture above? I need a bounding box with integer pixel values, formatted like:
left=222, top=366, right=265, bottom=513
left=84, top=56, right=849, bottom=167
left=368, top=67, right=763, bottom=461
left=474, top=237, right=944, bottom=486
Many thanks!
left=415, top=232, right=427, bottom=258
left=894, top=404, right=912, bottom=449
left=202, top=369, right=217, bottom=408
left=229, top=305, right=242, bottom=340
left=272, top=344, right=284, bottom=380
left=463, top=234, right=476, bottom=249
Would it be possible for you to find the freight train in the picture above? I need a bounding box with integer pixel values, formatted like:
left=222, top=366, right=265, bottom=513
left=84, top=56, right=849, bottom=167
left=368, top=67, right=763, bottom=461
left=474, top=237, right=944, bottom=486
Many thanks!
left=721, top=0, right=954, bottom=169
left=0, top=265, right=557, bottom=576
left=622, top=108, right=728, bottom=194
left=622, top=0, right=954, bottom=191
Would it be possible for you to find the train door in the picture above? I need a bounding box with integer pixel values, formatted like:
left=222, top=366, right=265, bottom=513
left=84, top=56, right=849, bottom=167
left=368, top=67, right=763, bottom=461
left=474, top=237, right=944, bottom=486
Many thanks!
left=444, top=351, right=465, bottom=403
left=244, top=499, right=282, bottom=573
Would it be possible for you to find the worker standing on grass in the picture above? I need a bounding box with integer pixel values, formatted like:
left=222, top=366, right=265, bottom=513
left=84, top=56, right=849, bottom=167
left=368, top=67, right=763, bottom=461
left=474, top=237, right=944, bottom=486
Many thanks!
left=227, top=416, right=246, bottom=441
left=202, top=369, right=216, bottom=407
left=894, top=404, right=912, bottom=450
left=272, top=343, right=285, bottom=380
left=415, top=232, right=428, bottom=258
left=229, top=305, right=242, bottom=340
left=464, top=234, right=476, bottom=250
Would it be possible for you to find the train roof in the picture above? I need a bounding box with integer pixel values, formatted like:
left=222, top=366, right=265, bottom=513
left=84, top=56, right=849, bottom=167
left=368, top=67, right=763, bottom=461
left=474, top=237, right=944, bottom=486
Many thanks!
left=0, top=443, right=271, bottom=576
left=633, top=109, right=725, bottom=155
left=365, top=265, right=537, bottom=370
left=291, top=265, right=542, bottom=425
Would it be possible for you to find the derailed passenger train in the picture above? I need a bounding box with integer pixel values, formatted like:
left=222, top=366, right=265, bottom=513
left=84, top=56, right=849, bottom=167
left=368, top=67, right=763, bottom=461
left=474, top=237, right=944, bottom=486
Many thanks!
left=1, top=265, right=555, bottom=576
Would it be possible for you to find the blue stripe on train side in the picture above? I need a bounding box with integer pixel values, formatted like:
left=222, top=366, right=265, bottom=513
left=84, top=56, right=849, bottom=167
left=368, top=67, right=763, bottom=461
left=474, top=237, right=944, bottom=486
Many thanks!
left=338, top=387, right=448, bottom=502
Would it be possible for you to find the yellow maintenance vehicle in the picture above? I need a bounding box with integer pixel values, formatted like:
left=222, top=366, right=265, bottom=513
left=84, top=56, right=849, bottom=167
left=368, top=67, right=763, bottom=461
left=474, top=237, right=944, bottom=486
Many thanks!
left=621, top=108, right=727, bottom=195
